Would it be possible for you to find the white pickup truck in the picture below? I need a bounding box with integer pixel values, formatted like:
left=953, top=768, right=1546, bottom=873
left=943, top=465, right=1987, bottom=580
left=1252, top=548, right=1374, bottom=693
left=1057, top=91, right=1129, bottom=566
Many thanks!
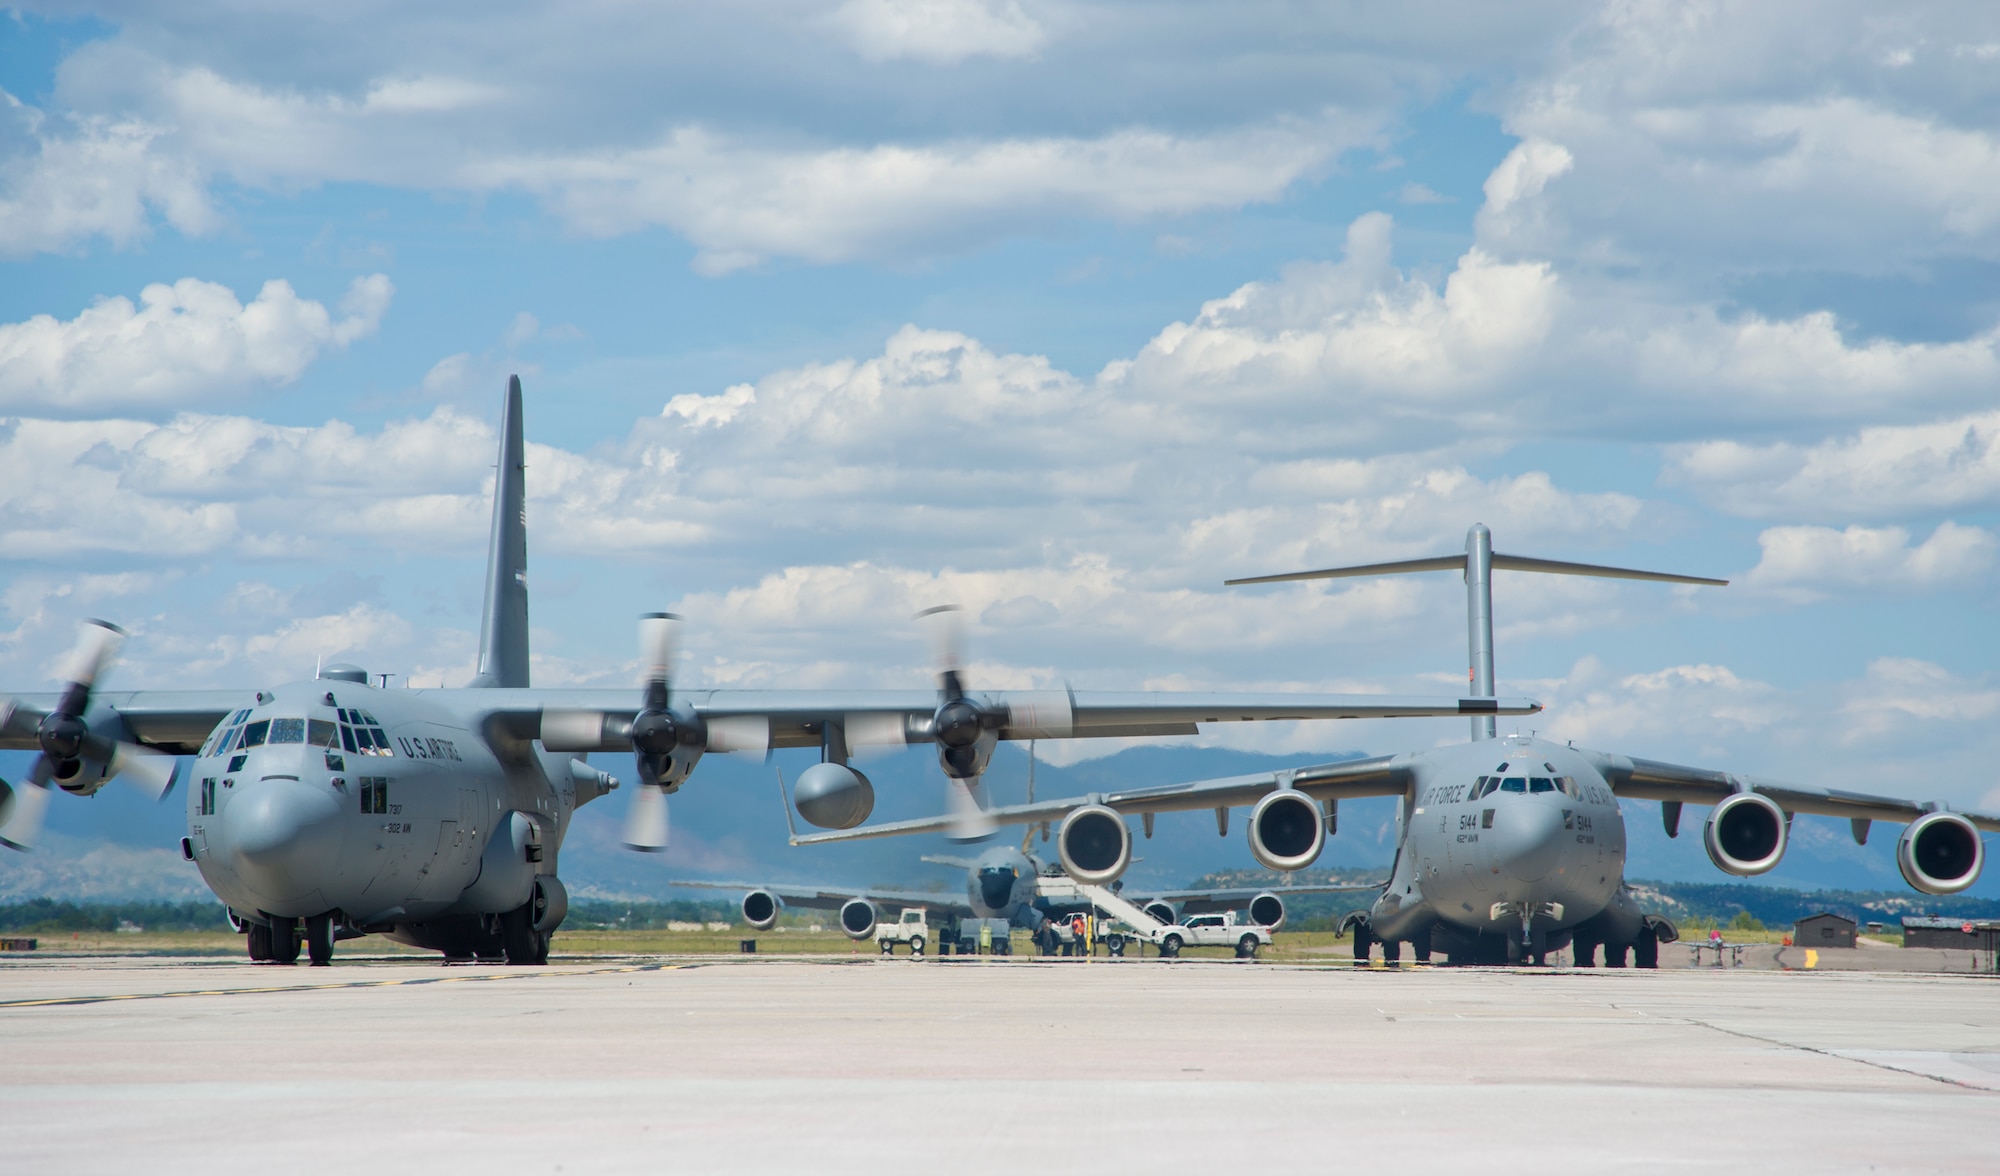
left=875, top=909, right=930, bottom=955
left=1157, top=911, right=1272, bottom=959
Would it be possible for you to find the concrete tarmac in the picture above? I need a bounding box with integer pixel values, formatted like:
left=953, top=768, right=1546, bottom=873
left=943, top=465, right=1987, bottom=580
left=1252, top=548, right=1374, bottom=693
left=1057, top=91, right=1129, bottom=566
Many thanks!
left=2, top=954, right=1997, bottom=1174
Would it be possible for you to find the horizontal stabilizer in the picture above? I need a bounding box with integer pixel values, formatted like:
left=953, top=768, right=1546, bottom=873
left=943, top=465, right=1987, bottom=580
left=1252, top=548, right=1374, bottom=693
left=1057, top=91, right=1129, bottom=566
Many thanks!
left=1227, top=552, right=1725, bottom=587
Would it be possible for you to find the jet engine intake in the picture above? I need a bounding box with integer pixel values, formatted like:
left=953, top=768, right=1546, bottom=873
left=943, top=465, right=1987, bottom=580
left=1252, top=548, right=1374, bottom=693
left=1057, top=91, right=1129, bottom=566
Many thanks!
left=1702, top=792, right=1787, bottom=876
left=1141, top=900, right=1177, bottom=926
left=742, top=889, right=784, bottom=931
left=1247, top=790, right=1324, bottom=872
left=1057, top=804, right=1130, bottom=885
left=1897, top=811, right=1984, bottom=895
left=838, top=898, right=880, bottom=940
left=1247, top=891, right=1287, bottom=930
left=793, top=763, right=875, bottom=829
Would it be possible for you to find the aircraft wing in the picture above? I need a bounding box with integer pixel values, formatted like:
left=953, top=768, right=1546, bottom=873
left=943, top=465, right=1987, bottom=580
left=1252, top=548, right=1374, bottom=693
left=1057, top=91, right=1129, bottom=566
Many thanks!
left=790, top=754, right=1413, bottom=845
left=1143, top=882, right=1387, bottom=909
left=450, top=688, right=1540, bottom=753
left=668, top=879, right=974, bottom=918
left=1583, top=750, right=2000, bottom=832
left=0, top=691, right=244, bottom=755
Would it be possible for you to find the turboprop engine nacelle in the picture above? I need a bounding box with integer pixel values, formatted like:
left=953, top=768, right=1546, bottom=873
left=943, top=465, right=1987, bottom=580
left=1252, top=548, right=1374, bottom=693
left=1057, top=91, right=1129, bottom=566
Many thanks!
left=742, top=889, right=784, bottom=931
left=1703, top=792, right=1788, bottom=876
left=1057, top=804, right=1131, bottom=885
left=793, top=763, right=875, bottom=829
left=1897, top=811, right=1984, bottom=895
left=1247, top=891, right=1287, bottom=930
left=839, top=898, right=880, bottom=940
left=1247, top=790, right=1325, bottom=873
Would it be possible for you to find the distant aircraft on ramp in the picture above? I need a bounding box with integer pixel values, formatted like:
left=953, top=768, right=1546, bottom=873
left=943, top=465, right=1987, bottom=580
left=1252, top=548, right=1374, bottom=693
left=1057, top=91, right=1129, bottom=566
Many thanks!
left=793, top=525, right=2000, bottom=966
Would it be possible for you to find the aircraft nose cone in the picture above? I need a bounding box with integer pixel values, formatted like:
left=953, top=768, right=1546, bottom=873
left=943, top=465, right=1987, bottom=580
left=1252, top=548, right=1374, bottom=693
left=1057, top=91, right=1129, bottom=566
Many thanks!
left=977, top=867, right=1017, bottom=911
left=1487, top=801, right=1565, bottom=883
left=221, top=779, right=343, bottom=902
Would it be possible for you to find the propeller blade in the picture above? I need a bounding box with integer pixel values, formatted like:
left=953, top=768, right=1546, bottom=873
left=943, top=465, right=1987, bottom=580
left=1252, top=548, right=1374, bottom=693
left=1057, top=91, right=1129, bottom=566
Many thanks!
left=844, top=712, right=911, bottom=749
left=108, top=744, right=176, bottom=801
left=541, top=709, right=614, bottom=752
left=0, top=779, right=52, bottom=852
left=0, top=697, right=43, bottom=742
left=917, top=604, right=965, bottom=694
left=63, top=620, right=125, bottom=690
left=704, top=715, right=769, bottom=757
left=945, top=775, right=995, bottom=843
left=1004, top=688, right=1073, bottom=739
left=638, top=612, right=679, bottom=686
left=623, top=784, right=670, bottom=853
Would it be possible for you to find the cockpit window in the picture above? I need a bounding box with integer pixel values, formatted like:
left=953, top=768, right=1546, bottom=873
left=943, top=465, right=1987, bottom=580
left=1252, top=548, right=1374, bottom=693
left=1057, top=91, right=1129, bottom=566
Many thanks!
left=236, top=720, right=270, bottom=750
left=307, top=719, right=339, bottom=748
left=1557, top=776, right=1579, bottom=798
left=1530, top=777, right=1556, bottom=794
left=1500, top=776, right=1527, bottom=793
left=268, top=718, right=306, bottom=744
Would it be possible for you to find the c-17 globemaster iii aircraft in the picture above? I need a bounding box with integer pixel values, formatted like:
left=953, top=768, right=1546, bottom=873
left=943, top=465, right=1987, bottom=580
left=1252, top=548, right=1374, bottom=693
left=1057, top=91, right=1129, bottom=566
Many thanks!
left=797, top=525, right=2000, bottom=966
left=0, top=381, right=1539, bottom=966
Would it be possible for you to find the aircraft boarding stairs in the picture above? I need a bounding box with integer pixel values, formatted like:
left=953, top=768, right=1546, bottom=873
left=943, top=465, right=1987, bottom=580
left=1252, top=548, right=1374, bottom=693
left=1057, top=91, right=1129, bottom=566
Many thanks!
left=1035, top=874, right=1172, bottom=944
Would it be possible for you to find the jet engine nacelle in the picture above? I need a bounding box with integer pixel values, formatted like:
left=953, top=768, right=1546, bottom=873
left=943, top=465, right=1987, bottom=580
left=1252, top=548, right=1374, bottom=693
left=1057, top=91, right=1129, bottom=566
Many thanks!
left=1141, top=900, right=1178, bottom=926
left=1247, top=790, right=1325, bottom=873
left=1057, top=804, right=1131, bottom=885
left=742, top=889, right=784, bottom=931
left=793, top=763, right=876, bottom=829
left=838, top=898, right=880, bottom=940
left=1247, top=891, right=1287, bottom=930
left=1897, top=811, right=1984, bottom=895
left=1703, top=792, right=1787, bottom=876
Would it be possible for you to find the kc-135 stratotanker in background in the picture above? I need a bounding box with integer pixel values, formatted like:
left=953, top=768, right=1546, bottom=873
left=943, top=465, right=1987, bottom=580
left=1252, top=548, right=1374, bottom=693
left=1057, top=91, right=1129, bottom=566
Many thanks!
left=0, top=378, right=1535, bottom=964
left=798, top=525, right=2000, bottom=966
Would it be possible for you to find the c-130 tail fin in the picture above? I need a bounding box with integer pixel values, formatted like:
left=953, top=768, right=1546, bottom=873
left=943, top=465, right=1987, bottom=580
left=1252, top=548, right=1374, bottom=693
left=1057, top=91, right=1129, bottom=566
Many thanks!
left=468, top=375, right=530, bottom=689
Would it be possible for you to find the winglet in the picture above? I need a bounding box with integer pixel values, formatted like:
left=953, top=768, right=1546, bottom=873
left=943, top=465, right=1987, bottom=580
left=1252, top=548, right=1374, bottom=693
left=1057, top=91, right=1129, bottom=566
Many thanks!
left=469, top=375, right=530, bottom=689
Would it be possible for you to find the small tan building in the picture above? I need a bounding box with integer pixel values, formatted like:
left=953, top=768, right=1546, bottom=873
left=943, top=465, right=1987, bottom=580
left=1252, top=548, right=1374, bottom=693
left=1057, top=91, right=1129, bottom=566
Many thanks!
left=1793, top=912, right=1857, bottom=948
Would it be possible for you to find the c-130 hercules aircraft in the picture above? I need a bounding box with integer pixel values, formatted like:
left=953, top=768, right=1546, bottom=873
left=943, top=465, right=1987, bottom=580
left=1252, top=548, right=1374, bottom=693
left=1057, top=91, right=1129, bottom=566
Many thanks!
left=799, top=525, right=2000, bottom=966
left=0, top=380, right=1539, bottom=965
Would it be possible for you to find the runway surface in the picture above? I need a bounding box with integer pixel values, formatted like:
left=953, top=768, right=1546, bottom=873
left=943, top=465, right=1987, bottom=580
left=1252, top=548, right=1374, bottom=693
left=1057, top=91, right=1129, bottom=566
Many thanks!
left=3, top=954, right=1997, bottom=1173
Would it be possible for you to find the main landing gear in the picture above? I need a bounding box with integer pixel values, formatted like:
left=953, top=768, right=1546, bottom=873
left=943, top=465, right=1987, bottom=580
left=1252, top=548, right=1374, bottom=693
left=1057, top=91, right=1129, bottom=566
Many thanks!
left=248, top=916, right=302, bottom=965
left=500, top=901, right=550, bottom=965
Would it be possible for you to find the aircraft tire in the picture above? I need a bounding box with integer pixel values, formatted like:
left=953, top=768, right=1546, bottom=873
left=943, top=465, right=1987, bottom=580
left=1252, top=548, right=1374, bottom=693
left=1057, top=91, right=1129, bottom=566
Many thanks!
left=268, top=916, right=301, bottom=965
left=1571, top=934, right=1597, bottom=967
left=247, top=922, right=272, bottom=962
left=305, top=915, right=334, bottom=967
left=1349, top=921, right=1373, bottom=967
left=1633, top=932, right=1659, bottom=970
left=1159, top=934, right=1183, bottom=959
left=1605, top=941, right=1630, bottom=968
left=1235, top=934, right=1259, bottom=959
left=501, top=903, right=546, bottom=966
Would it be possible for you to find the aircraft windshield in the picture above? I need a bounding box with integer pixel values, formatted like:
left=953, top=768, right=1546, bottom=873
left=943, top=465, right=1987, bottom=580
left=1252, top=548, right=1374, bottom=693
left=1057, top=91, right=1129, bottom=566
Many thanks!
left=236, top=720, right=270, bottom=750
left=1530, top=777, right=1556, bottom=793
left=1500, top=777, right=1527, bottom=793
left=268, top=719, right=306, bottom=744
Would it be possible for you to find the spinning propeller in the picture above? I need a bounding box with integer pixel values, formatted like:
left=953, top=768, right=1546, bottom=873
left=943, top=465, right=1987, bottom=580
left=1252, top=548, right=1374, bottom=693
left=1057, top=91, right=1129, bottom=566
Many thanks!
left=542, top=613, right=767, bottom=853
left=848, top=606, right=1072, bottom=842
left=0, top=620, right=176, bottom=851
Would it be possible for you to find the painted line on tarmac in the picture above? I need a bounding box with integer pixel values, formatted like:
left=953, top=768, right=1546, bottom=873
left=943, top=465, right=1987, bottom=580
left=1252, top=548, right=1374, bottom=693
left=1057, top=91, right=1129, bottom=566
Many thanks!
left=0, top=961, right=690, bottom=1010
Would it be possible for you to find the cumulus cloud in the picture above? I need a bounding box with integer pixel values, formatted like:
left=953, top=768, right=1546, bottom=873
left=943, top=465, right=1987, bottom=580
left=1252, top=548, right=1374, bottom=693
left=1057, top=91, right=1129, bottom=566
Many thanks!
left=478, top=120, right=1356, bottom=272
left=1741, top=522, right=1997, bottom=601
left=831, top=0, right=1048, bottom=64
left=1664, top=410, right=2000, bottom=519
left=4, top=38, right=1372, bottom=269
left=1489, top=4, right=2000, bottom=276
left=0, top=274, right=392, bottom=414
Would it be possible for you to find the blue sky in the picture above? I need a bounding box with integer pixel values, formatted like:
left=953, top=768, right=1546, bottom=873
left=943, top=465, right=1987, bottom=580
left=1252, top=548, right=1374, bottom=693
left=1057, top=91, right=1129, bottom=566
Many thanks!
left=4, top=2, right=2000, bottom=890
